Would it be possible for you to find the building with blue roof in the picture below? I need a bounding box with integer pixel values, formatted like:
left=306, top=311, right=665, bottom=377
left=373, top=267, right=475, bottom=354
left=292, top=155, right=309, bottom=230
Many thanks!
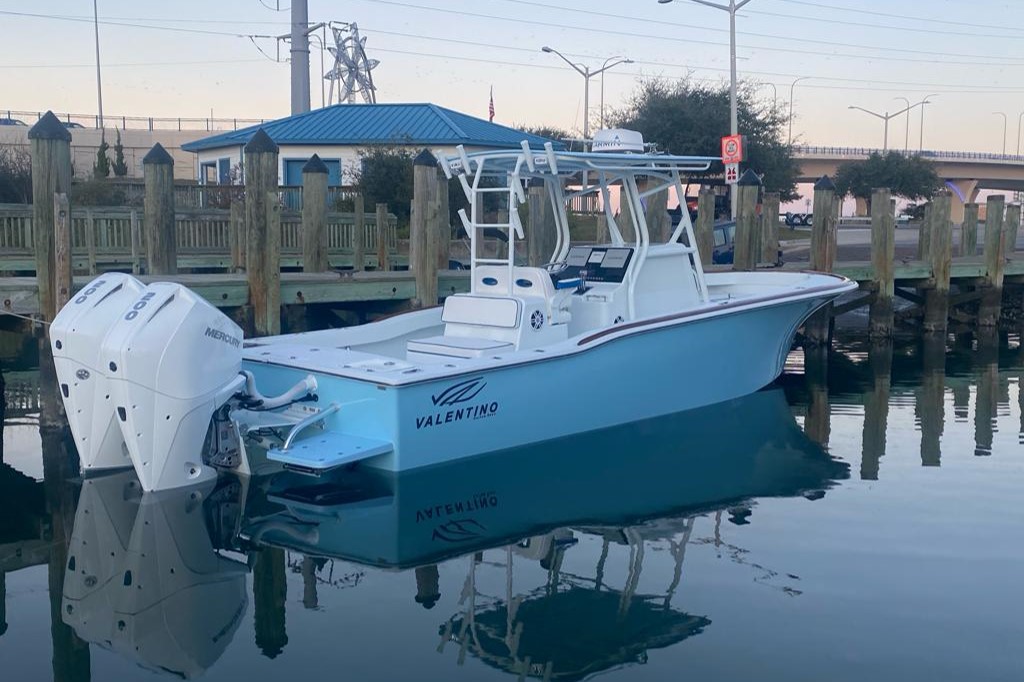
left=181, top=103, right=562, bottom=186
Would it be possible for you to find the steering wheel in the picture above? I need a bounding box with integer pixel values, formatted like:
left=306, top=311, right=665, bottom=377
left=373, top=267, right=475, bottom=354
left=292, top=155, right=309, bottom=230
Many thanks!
left=542, top=261, right=567, bottom=274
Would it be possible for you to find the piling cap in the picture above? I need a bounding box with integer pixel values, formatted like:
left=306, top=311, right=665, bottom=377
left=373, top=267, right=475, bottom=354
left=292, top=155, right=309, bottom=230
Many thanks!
left=414, top=148, right=438, bottom=166
left=27, top=111, right=72, bottom=142
left=244, top=128, right=279, bottom=154
left=142, top=142, right=174, bottom=166
left=302, top=153, right=328, bottom=174
left=737, top=169, right=762, bottom=186
left=813, top=175, right=836, bottom=191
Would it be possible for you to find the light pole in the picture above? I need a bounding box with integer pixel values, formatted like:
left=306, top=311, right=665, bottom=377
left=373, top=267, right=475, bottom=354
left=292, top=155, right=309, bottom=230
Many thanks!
left=542, top=47, right=632, bottom=139
left=1017, top=111, right=1024, bottom=156
left=93, top=0, right=104, bottom=129
left=599, top=55, right=633, bottom=129
left=895, top=97, right=911, bottom=153
left=762, top=82, right=777, bottom=109
left=993, top=112, right=1008, bottom=155
left=848, top=104, right=917, bottom=152
left=787, top=76, right=810, bottom=145
left=919, top=94, right=938, bottom=151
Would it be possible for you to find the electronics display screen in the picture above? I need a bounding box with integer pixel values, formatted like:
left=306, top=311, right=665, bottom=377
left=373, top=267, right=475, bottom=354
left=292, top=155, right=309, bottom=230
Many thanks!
left=553, top=246, right=634, bottom=284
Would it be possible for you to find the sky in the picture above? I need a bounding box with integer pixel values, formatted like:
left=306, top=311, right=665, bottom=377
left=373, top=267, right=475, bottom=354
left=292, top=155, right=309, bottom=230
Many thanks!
left=1, top=0, right=1023, bottom=154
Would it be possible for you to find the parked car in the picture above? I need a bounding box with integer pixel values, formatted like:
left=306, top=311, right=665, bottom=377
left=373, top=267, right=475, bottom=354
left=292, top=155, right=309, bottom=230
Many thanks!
left=712, top=220, right=783, bottom=266
left=61, top=121, right=85, bottom=129
left=0, top=117, right=26, bottom=126
left=784, top=211, right=812, bottom=227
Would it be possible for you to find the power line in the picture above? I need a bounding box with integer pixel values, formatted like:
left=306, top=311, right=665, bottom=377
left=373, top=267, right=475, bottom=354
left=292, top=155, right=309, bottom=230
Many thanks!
left=0, top=58, right=270, bottom=69
left=769, top=0, right=1024, bottom=35
left=349, top=0, right=1024, bottom=67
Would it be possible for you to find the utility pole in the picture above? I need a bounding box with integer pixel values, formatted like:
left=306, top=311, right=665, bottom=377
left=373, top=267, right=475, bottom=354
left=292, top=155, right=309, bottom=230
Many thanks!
left=290, top=0, right=310, bottom=115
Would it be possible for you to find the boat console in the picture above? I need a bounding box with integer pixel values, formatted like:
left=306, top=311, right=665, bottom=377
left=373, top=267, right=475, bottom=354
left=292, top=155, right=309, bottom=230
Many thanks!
left=549, top=245, right=634, bottom=286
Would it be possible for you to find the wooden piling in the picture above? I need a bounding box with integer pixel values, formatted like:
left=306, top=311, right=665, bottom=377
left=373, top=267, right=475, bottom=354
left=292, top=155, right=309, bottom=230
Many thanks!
left=644, top=186, right=671, bottom=243
left=85, top=209, right=97, bottom=275
left=375, top=203, right=390, bottom=271
left=410, top=149, right=440, bottom=308
left=761, top=192, right=780, bottom=265
left=300, top=154, right=329, bottom=272
left=28, top=111, right=72, bottom=323
left=252, top=547, right=288, bottom=658
left=527, top=179, right=557, bottom=266
left=923, top=191, right=952, bottom=333
left=978, top=195, right=1006, bottom=327
left=869, top=188, right=895, bottom=338
left=436, top=174, right=450, bottom=271
left=53, top=194, right=71, bottom=311
left=352, top=193, right=365, bottom=272
left=130, top=209, right=142, bottom=275
left=860, top=342, right=892, bottom=480
left=918, top=334, right=946, bottom=466
left=694, top=188, right=715, bottom=265
left=229, top=201, right=244, bottom=272
left=805, top=176, right=838, bottom=345
left=917, top=202, right=932, bottom=261
left=266, top=192, right=282, bottom=336
left=142, top=143, right=177, bottom=275
left=804, top=347, right=830, bottom=447
left=243, top=129, right=280, bottom=337
left=1005, top=203, right=1021, bottom=256
left=961, top=203, right=979, bottom=256
left=732, top=170, right=761, bottom=271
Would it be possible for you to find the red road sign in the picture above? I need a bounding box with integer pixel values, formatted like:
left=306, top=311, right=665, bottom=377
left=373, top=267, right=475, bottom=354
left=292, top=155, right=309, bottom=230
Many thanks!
left=721, top=135, right=745, bottom=164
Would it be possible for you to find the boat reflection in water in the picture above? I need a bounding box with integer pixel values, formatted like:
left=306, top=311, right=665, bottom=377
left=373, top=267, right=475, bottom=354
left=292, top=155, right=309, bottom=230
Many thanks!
left=61, top=472, right=249, bottom=679
left=244, top=387, right=848, bottom=680
left=60, top=387, right=847, bottom=680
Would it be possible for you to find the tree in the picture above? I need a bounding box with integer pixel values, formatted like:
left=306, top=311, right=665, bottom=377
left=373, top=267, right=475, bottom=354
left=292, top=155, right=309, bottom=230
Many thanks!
left=93, top=134, right=111, bottom=179
left=112, top=129, right=129, bottom=177
left=353, top=146, right=415, bottom=225
left=833, top=152, right=940, bottom=209
left=610, top=78, right=799, bottom=199
left=0, top=145, right=32, bottom=203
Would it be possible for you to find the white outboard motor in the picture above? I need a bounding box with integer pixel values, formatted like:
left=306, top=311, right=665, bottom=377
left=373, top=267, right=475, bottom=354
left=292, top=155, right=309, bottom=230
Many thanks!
left=50, top=273, right=147, bottom=473
left=101, top=282, right=246, bottom=492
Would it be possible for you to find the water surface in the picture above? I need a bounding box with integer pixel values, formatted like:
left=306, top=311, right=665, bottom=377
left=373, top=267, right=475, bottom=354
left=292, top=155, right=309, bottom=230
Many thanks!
left=1, top=332, right=1022, bottom=681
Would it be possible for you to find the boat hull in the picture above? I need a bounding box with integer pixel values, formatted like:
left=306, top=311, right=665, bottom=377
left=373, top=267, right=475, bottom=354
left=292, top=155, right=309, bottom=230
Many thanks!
left=244, top=289, right=836, bottom=472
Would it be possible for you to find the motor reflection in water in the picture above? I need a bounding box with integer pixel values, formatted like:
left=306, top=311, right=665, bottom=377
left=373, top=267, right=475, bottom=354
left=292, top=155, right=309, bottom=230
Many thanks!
left=55, top=387, right=848, bottom=680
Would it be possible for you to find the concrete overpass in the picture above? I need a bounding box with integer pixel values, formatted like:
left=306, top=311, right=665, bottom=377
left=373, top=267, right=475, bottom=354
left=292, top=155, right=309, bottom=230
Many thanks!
left=793, top=146, right=1024, bottom=221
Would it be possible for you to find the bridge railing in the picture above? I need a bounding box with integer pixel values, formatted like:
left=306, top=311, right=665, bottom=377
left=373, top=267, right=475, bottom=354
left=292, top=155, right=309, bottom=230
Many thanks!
left=794, top=145, right=1024, bottom=163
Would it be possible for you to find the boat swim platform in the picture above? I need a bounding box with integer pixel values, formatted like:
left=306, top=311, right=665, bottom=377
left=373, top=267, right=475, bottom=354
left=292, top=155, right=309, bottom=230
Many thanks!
left=1, top=270, right=472, bottom=317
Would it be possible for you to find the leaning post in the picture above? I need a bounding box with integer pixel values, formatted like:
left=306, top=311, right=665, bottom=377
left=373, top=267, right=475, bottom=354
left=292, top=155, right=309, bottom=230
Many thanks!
left=923, top=190, right=952, bottom=333
left=243, top=128, right=280, bottom=337
left=732, top=170, right=761, bottom=271
left=869, top=187, right=895, bottom=339
left=805, top=175, right=838, bottom=346
left=410, top=149, right=440, bottom=308
left=695, top=188, right=715, bottom=265
left=300, top=154, right=329, bottom=272
left=28, top=111, right=72, bottom=324
left=143, top=143, right=177, bottom=275
left=978, top=195, right=1006, bottom=327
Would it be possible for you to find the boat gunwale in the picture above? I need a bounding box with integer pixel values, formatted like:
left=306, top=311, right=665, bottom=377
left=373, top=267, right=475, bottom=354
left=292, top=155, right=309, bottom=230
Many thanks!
left=242, top=272, right=855, bottom=389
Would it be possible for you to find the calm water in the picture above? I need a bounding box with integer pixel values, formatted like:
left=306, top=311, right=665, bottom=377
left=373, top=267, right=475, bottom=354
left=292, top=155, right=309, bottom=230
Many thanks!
left=1, top=332, right=1022, bottom=682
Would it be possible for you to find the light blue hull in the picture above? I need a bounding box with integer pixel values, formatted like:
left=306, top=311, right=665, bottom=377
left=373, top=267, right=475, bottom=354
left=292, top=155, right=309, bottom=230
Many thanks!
left=244, top=292, right=830, bottom=472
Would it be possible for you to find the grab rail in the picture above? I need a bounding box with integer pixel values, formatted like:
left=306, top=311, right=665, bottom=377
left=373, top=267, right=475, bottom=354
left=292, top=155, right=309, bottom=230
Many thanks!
left=280, top=402, right=341, bottom=451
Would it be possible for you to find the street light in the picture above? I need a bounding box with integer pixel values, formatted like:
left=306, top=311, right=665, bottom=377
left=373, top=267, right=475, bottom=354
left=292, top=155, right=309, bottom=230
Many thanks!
left=787, top=76, right=810, bottom=145
left=93, top=0, right=104, bottom=129
left=993, top=112, right=1008, bottom=155
left=600, top=55, right=634, bottom=129
left=895, top=97, right=912, bottom=153
left=660, top=0, right=755, bottom=217
left=541, top=46, right=632, bottom=140
left=1017, top=111, right=1024, bottom=157
left=847, top=103, right=918, bottom=152
left=919, top=94, right=938, bottom=151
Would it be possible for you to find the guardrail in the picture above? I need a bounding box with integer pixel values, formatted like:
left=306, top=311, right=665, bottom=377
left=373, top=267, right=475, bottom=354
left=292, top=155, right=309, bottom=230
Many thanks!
left=794, top=145, right=1024, bottom=163
left=1, top=109, right=265, bottom=132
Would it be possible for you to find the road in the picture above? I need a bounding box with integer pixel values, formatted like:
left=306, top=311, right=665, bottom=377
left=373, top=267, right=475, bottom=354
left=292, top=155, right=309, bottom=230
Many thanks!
left=781, top=225, right=1012, bottom=263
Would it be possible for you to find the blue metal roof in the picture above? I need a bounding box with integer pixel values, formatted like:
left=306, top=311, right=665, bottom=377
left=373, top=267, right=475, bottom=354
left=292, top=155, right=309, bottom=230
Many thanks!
left=182, top=103, right=564, bottom=152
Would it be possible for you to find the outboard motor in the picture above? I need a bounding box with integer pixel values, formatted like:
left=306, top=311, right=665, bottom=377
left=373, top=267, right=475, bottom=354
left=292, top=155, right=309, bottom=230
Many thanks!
left=50, top=273, right=146, bottom=473
left=100, top=282, right=246, bottom=491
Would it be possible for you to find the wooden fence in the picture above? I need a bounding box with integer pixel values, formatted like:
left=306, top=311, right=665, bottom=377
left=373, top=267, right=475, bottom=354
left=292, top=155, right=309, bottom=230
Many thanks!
left=0, top=203, right=398, bottom=272
left=67, top=181, right=361, bottom=211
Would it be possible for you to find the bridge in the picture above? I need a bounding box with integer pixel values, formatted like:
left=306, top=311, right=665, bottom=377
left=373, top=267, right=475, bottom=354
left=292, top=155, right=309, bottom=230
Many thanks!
left=793, top=146, right=1024, bottom=221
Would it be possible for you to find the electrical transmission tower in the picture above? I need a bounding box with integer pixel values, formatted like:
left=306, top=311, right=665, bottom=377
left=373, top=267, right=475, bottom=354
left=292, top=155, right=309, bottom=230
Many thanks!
left=324, top=23, right=379, bottom=105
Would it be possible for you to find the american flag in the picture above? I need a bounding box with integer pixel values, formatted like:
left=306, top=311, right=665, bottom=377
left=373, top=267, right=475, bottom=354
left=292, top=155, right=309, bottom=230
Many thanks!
left=488, top=86, right=495, bottom=122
